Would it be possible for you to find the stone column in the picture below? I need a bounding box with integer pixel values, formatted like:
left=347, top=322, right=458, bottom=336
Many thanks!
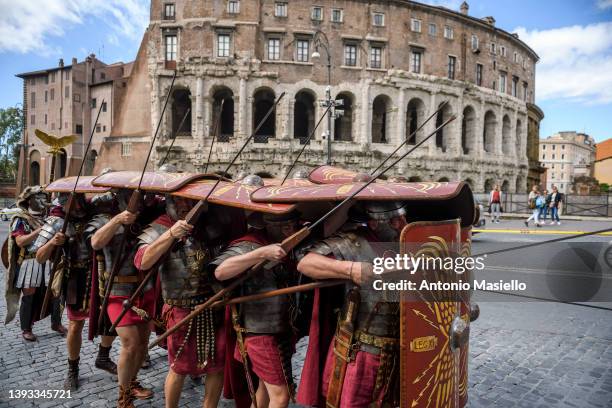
left=396, top=88, right=407, bottom=149
left=426, top=91, right=438, bottom=155
left=449, top=94, right=461, bottom=156
left=202, top=95, right=212, bottom=139
left=360, top=79, right=371, bottom=144
left=282, top=92, right=291, bottom=140
left=511, top=108, right=518, bottom=158
left=475, top=99, right=485, bottom=161
left=238, top=76, right=248, bottom=140
left=195, top=76, right=204, bottom=142
left=150, top=74, right=162, bottom=168
left=496, top=105, right=504, bottom=156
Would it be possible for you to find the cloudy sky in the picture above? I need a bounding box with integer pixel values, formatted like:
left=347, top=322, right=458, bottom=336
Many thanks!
left=0, top=0, right=610, bottom=142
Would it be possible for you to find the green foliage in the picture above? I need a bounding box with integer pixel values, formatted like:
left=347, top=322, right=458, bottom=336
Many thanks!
left=0, top=106, right=23, bottom=182
left=600, top=183, right=609, bottom=193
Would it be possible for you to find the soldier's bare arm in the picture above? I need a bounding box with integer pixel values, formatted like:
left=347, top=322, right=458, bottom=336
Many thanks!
left=91, top=211, right=137, bottom=250
left=297, top=252, right=372, bottom=285
left=35, top=232, right=66, bottom=263
left=139, top=220, right=192, bottom=270
left=215, top=244, right=286, bottom=281
left=15, top=227, right=42, bottom=248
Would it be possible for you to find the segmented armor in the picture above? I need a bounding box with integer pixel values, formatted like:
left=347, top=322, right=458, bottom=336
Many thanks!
left=10, top=213, right=47, bottom=289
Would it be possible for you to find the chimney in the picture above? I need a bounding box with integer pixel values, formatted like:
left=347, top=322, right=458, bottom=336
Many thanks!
left=59, top=58, right=64, bottom=67
left=482, top=16, right=496, bottom=26
left=72, top=57, right=78, bottom=66
left=460, top=1, right=469, bottom=15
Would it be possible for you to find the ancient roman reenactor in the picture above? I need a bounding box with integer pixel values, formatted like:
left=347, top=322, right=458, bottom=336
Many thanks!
left=4, top=186, right=66, bottom=341
left=33, top=192, right=117, bottom=391
left=296, top=201, right=407, bottom=408
left=134, top=196, right=228, bottom=408
left=212, top=210, right=300, bottom=408
left=87, top=189, right=160, bottom=407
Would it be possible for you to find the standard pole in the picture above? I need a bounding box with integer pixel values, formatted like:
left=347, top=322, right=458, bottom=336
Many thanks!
left=326, top=54, right=332, bottom=165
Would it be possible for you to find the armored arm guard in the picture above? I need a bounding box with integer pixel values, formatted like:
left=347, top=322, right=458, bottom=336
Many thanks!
left=31, top=216, right=64, bottom=253
left=208, top=241, right=261, bottom=272
left=83, top=213, right=115, bottom=243
left=136, top=223, right=167, bottom=248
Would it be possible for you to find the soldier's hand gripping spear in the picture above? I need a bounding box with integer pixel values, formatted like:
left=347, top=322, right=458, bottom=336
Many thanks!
left=149, top=110, right=458, bottom=349
left=109, top=92, right=287, bottom=332
left=39, top=99, right=106, bottom=319
left=97, top=72, right=182, bottom=333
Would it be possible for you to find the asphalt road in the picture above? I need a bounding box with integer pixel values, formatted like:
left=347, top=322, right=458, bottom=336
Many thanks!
left=0, top=218, right=611, bottom=407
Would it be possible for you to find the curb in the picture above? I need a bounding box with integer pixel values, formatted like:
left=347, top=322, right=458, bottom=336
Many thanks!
left=484, top=213, right=611, bottom=222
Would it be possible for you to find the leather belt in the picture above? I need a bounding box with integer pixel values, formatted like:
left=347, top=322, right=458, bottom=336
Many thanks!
left=68, top=261, right=90, bottom=268
left=356, top=330, right=398, bottom=355
left=102, top=272, right=139, bottom=284
left=164, top=296, right=209, bottom=307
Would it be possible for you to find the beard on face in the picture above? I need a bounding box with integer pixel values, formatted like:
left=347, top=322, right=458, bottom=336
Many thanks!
left=28, top=194, right=48, bottom=213
left=373, top=221, right=400, bottom=242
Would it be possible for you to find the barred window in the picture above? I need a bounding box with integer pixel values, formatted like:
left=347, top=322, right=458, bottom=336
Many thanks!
left=267, top=38, right=280, bottom=60
left=296, top=39, right=309, bottom=62
left=512, top=76, right=518, bottom=97
left=447, top=56, right=456, bottom=79
left=471, top=35, right=479, bottom=49
left=275, top=2, right=287, bottom=17
left=476, top=63, right=483, bottom=86
left=121, top=143, right=132, bottom=157
left=331, top=9, right=343, bottom=22
left=428, top=23, right=437, bottom=36
left=411, top=51, right=421, bottom=73
left=370, top=46, right=382, bottom=69
left=165, top=35, right=177, bottom=61
left=344, top=44, right=357, bottom=66
left=164, top=3, right=175, bottom=19
left=217, top=34, right=230, bottom=57
left=227, top=0, right=239, bottom=14
left=444, top=25, right=453, bottom=39
left=311, top=7, right=322, bottom=21
left=373, top=13, right=384, bottom=27
left=499, top=72, right=507, bottom=93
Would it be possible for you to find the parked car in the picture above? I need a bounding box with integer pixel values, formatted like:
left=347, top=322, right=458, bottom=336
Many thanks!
left=0, top=204, right=23, bottom=221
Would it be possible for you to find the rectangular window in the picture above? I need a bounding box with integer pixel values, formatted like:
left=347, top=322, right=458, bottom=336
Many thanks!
left=552, top=145, right=556, bottom=150
left=370, top=46, right=382, bottom=69
left=562, top=154, right=565, bottom=160
left=227, top=0, right=239, bottom=14
left=512, top=76, right=518, bottom=97
left=30, top=115, right=35, bottom=125
left=373, top=12, right=384, bottom=27
left=44, top=114, right=47, bottom=125
left=164, top=3, right=175, bottom=19
left=562, top=145, right=565, bottom=149
left=444, top=25, right=453, bottom=39
left=217, top=33, right=230, bottom=57
left=50, top=72, right=56, bottom=83
left=471, top=35, right=478, bottom=49
left=102, top=102, right=107, bottom=112
left=491, top=43, right=496, bottom=54
left=65, top=70, right=70, bottom=80
left=331, top=9, right=343, bottom=23
left=267, top=38, right=280, bottom=60
left=92, top=98, right=97, bottom=108
left=311, top=7, right=322, bottom=21
left=476, top=63, right=483, bottom=86
left=30, top=92, right=35, bottom=109
left=447, top=56, right=456, bottom=79
left=96, top=124, right=101, bottom=133
left=45, top=90, right=48, bottom=103
left=165, top=35, right=177, bottom=61
left=344, top=43, right=357, bottom=66
left=50, top=88, right=55, bottom=101
left=514, top=52, right=518, bottom=63
left=121, top=142, right=132, bottom=157
left=500, top=46, right=506, bottom=57
left=522, top=82, right=528, bottom=101
left=275, top=2, right=287, bottom=17
left=65, top=86, right=70, bottom=98
left=296, top=39, right=309, bottom=62
left=542, top=145, right=546, bottom=150
left=411, top=51, right=422, bottom=73
left=73, top=93, right=80, bottom=102
left=411, top=19, right=421, bottom=33
left=542, top=154, right=545, bottom=159
left=428, top=23, right=437, bottom=36
left=76, top=124, right=83, bottom=134
left=100, top=72, right=106, bottom=80
left=499, top=72, right=507, bottom=93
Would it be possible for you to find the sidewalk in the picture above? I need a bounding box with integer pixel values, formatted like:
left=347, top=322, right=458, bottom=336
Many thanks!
left=485, top=212, right=611, bottom=222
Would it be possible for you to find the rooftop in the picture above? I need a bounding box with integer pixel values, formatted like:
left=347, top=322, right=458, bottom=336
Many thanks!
left=595, top=138, right=612, bottom=162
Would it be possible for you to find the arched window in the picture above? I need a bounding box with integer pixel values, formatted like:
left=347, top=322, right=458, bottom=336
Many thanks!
left=212, top=87, right=234, bottom=142
left=483, top=110, right=496, bottom=153
left=435, top=102, right=453, bottom=151
left=171, top=89, right=192, bottom=136
left=372, top=95, right=391, bottom=143
left=294, top=90, right=316, bottom=144
left=438, top=177, right=450, bottom=182
left=85, top=149, right=97, bottom=176
left=253, top=88, right=276, bottom=143
left=502, top=115, right=511, bottom=155
left=29, top=162, right=40, bottom=185
left=59, top=148, right=67, bottom=178
left=408, top=176, right=422, bottom=182
left=406, top=98, right=425, bottom=144
left=461, top=106, right=476, bottom=155
left=334, top=92, right=354, bottom=141
left=484, top=178, right=495, bottom=193
left=515, top=119, right=522, bottom=158
left=501, top=180, right=509, bottom=192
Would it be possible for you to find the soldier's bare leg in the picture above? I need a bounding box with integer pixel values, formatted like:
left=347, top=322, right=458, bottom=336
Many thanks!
left=116, top=326, right=142, bottom=385
left=164, top=368, right=186, bottom=408
left=254, top=382, right=270, bottom=408
left=263, top=382, right=290, bottom=408
left=202, top=371, right=224, bottom=408
left=66, top=320, right=85, bottom=359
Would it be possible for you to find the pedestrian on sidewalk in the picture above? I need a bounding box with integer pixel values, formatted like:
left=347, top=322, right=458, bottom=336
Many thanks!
left=539, top=189, right=550, bottom=222
left=525, top=185, right=543, bottom=227
left=549, top=185, right=563, bottom=225
left=489, top=184, right=503, bottom=223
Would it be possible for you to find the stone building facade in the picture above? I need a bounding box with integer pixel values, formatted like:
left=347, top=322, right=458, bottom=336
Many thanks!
left=539, top=131, right=596, bottom=194
left=16, top=55, right=132, bottom=190
left=95, top=0, right=543, bottom=193
left=594, top=138, right=612, bottom=186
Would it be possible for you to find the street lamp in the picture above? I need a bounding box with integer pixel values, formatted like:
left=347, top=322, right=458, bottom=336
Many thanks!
left=311, top=30, right=343, bottom=165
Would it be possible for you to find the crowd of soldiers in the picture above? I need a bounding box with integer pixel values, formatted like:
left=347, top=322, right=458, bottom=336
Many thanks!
left=4, top=168, right=409, bottom=408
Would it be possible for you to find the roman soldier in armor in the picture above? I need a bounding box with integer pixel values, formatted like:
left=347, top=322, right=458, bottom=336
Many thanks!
left=296, top=201, right=407, bottom=408
left=87, top=189, right=160, bottom=407
left=134, top=195, right=228, bottom=408
left=4, top=186, right=66, bottom=341
left=33, top=192, right=117, bottom=391
left=212, top=203, right=300, bottom=408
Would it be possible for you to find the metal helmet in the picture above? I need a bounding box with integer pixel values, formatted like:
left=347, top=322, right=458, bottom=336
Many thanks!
left=352, top=173, right=374, bottom=182
left=159, top=163, right=178, bottom=173
left=100, top=167, right=114, bottom=175
left=262, top=211, right=300, bottom=225
left=241, top=174, right=264, bottom=187
left=17, top=185, right=46, bottom=210
left=388, top=175, right=408, bottom=183
left=292, top=168, right=310, bottom=180
left=235, top=170, right=249, bottom=181
left=363, top=201, right=406, bottom=221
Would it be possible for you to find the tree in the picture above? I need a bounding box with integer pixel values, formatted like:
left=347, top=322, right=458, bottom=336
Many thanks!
left=0, top=106, right=23, bottom=181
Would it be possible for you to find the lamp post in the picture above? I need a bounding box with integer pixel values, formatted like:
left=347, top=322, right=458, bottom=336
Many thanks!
left=311, top=31, right=342, bottom=165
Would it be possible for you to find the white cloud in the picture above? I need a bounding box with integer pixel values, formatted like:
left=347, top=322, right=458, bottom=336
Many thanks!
left=514, top=22, right=612, bottom=104
left=597, top=0, right=612, bottom=9
left=0, top=0, right=149, bottom=55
